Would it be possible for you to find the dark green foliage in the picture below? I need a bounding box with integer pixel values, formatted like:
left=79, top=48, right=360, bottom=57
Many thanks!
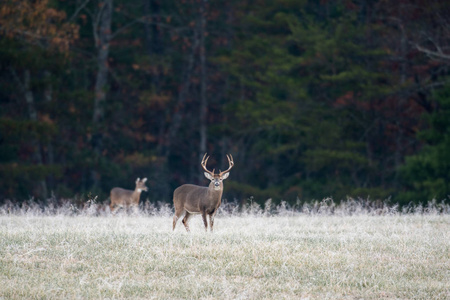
left=399, top=85, right=450, bottom=204
left=0, top=0, right=449, bottom=207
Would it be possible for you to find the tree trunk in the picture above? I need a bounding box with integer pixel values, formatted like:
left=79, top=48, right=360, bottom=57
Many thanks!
left=157, top=17, right=200, bottom=198
left=93, top=0, right=113, bottom=125
left=144, top=0, right=162, bottom=89
left=394, top=20, right=407, bottom=186
left=11, top=68, right=48, bottom=198
left=164, top=29, right=200, bottom=158
left=91, top=0, right=113, bottom=190
left=198, top=0, right=208, bottom=181
left=145, top=0, right=166, bottom=159
left=44, top=70, right=55, bottom=195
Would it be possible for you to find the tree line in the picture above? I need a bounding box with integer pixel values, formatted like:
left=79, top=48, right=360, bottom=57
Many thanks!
left=0, top=0, right=449, bottom=207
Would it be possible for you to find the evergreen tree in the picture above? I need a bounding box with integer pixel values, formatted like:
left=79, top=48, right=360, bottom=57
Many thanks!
left=400, top=84, right=450, bottom=203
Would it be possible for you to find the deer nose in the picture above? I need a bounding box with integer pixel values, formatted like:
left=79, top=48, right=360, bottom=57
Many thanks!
left=214, top=181, right=220, bottom=187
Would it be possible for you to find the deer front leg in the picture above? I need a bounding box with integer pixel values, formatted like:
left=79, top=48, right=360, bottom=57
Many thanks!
left=209, top=212, right=216, bottom=232
left=129, top=204, right=139, bottom=215
left=201, top=211, right=208, bottom=232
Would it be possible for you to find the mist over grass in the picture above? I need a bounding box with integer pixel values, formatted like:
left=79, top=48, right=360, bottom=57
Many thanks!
left=0, top=198, right=449, bottom=299
left=1, top=197, right=449, bottom=217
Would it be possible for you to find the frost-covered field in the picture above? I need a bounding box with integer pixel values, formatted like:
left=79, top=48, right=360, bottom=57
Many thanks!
left=0, top=210, right=449, bottom=299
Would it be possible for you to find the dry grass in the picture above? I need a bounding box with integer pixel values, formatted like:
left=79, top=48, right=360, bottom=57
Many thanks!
left=0, top=209, right=449, bottom=299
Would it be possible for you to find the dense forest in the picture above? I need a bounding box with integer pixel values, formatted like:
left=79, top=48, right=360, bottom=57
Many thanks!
left=0, top=0, right=449, bottom=207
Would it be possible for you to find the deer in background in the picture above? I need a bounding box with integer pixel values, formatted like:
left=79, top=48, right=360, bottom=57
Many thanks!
left=110, top=177, right=148, bottom=214
left=173, top=153, right=234, bottom=232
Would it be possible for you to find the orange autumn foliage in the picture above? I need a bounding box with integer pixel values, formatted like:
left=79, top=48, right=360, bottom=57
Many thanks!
left=0, top=0, right=79, bottom=52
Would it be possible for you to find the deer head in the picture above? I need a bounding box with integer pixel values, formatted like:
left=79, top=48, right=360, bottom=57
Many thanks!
left=201, top=153, right=234, bottom=191
left=135, top=177, right=148, bottom=192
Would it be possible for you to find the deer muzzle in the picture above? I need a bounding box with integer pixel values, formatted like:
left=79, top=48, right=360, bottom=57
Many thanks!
left=213, top=180, right=221, bottom=190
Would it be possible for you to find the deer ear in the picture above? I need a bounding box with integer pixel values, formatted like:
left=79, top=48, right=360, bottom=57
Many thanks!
left=204, top=172, right=213, bottom=180
left=142, top=178, right=147, bottom=182
left=136, top=177, right=140, bottom=183
left=222, top=172, right=230, bottom=180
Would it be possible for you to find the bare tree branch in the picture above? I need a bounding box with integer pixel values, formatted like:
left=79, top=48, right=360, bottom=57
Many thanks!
left=68, top=0, right=92, bottom=23
left=415, top=44, right=450, bottom=61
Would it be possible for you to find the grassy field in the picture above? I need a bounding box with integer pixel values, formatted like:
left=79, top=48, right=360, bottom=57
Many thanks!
left=0, top=212, right=449, bottom=299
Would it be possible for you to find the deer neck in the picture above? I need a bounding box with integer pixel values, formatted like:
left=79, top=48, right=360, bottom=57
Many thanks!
left=132, top=188, right=142, bottom=199
left=208, top=182, right=223, bottom=198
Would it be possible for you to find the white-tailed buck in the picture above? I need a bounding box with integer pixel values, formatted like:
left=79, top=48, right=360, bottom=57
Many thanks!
left=110, top=178, right=148, bottom=214
left=173, top=153, right=234, bottom=232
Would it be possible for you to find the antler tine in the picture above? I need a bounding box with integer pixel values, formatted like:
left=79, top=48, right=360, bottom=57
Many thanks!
left=201, top=153, right=214, bottom=175
left=228, top=154, right=234, bottom=165
left=227, top=154, right=234, bottom=168
left=219, top=154, right=234, bottom=176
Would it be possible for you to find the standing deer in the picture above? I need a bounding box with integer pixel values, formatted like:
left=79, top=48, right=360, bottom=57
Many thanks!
left=110, top=177, right=148, bottom=214
left=173, top=153, right=234, bottom=232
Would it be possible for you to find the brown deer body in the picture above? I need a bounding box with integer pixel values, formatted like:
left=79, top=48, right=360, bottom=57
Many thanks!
left=110, top=178, right=148, bottom=214
left=173, top=154, right=234, bottom=232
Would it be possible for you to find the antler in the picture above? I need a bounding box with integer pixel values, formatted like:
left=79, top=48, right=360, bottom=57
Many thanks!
left=219, top=154, right=234, bottom=176
left=201, top=153, right=215, bottom=176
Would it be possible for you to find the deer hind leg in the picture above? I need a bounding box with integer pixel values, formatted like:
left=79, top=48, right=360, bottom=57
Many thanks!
left=182, top=212, right=192, bottom=232
left=173, top=209, right=185, bottom=231
left=110, top=203, right=119, bottom=215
